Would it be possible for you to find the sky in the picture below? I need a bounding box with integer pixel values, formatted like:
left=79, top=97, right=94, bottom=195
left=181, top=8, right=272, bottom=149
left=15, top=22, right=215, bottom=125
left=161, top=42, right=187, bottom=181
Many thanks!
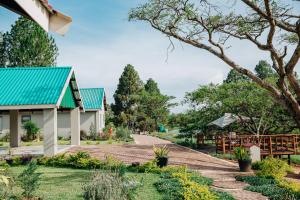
left=0, top=1, right=299, bottom=113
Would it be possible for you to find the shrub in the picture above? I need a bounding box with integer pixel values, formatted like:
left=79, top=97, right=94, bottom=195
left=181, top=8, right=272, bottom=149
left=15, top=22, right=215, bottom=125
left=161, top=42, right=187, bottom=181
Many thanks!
left=0, top=168, right=14, bottom=199
left=37, top=152, right=105, bottom=169
left=245, top=184, right=298, bottom=200
left=155, top=166, right=217, bottom=200
left=17, top=160, right=42, bottom=199
left=103, top=155, right=126, bottom=176
left=277, top=179, right=300, bottom=194
left=183, top=181, right=217, bottom=200
left=211, top=190, right=235, bottom=200
left=237, top=175, right=300, bottom=200
left=251, top=161, right=263, bottom=170
left=190, top=173, right=213, bottom=186
left=256, top=157, right=292, bottom=179
left=0, top=133, right=9, bottom=142
left=173, top=171, right=217, bottom=200
left=127, top=160, right=160, bottom=173
left=89, top=123, right=97, bottom=141
left=82, top=170, right=140, bottom=200
left=154, top=178, right=183, bottom=200
left=236, top=176, right=276, bottom=186
left=116, top=127, right=132, bottom=141
left=22, top=121, right=40, bottom=141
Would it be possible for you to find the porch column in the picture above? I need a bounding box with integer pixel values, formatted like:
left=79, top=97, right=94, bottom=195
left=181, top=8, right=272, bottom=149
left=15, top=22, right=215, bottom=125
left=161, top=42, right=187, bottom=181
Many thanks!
left=95, top=110, right=101, bottom=133
left=10, top=110, right=20, bottom=147
left=43, top=108, right=58, bottom=156
left=71, top=107, right=80, bottom=145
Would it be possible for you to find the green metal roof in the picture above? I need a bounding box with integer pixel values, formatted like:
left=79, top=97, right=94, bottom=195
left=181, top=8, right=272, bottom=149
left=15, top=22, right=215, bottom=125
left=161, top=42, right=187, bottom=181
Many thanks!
left=80, top=88, right=105, bottom=110
left=60, top=85, right=76, bottom=109
left=0, top=67, right=73, bottom=106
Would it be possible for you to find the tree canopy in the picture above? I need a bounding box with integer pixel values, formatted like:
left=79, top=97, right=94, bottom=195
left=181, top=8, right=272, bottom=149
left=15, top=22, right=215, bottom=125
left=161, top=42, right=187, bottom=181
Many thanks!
left=145, top=78, right=161, bottom=94
left=185, top=81, right=296, bottom=135
left=255, top=60, right=275, bottom=80
left=129, top=0, right=300, bottom=127
left=112, top=65, right=175, bottom=132
left=1, top=17, right=58, bottom=67
left=112, top=64, right=143, bottom=127
left=0, top=32, right=5, bottom=66
left=225, top=69, right=249, bottom=83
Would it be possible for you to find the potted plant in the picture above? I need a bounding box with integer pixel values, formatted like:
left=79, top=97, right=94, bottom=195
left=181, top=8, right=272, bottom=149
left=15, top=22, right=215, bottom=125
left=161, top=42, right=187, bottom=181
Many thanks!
left=234, top=146, right=251, bottom=172
left=153, top=145, right=170, bottom=168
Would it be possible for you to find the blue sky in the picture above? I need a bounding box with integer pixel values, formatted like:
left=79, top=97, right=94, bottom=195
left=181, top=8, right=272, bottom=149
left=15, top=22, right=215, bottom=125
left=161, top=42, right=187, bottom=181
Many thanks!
left=0, top=1, right=299, bottom=113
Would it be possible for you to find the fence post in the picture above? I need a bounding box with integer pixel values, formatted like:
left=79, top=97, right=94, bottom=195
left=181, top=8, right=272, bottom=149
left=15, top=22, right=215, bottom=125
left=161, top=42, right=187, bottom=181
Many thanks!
left=269, top=136, right=273, bottom=155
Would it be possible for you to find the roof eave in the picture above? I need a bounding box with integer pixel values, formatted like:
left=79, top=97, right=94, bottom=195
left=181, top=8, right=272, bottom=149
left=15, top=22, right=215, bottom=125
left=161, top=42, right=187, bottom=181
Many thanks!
left=0, top=104, right=56, bottom=110
left=0, top=0, right=72, bottom=35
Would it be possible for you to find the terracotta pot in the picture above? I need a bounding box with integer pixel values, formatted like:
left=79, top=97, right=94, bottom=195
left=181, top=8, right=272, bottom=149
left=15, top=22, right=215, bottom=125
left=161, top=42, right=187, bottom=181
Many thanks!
left=238, top=159, right=252, bottom=172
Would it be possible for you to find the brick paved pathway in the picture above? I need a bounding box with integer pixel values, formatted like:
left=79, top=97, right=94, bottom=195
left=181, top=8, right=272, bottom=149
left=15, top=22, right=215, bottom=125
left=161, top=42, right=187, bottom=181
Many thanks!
left=68, top=135, right=267, bottom=200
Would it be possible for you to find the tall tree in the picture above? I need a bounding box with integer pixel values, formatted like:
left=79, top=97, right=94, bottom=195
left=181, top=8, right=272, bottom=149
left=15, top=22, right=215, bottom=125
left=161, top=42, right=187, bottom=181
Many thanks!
left=112, top=64, right=143, bottom=126
left=145, top=78, right=160, bottom=94
left=0, top=32, right=5, bottom=66
left=3, top=17, right=58, bottom=67
left=129, top=0, right=300, bottom=127
left=185, top=81, right=296, bottom=134
left=255, top=60, right=275, bottom=80
left=137, top=86, right=175, bottom=132
left=225, top=69, right=249, bottom=83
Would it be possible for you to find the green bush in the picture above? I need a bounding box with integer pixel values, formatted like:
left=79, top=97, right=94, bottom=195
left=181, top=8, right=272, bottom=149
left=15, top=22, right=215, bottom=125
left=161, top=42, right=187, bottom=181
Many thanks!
left=116, top=127, right=133, bottom=141
left=211, top=190, right=235, bottom=200
left=245, top=184, right=298, bottom=200
left=22, top=121, right=40, bottom=141
left=154, top=166, right=223, bottom=200
left=0, top=167, right=15, bottom=199
left=82, top=170, right=140, bottom=200
left=190, top=173, right=213, bottom=186
left=127, top=160, right=160, bottom=173
left=251, top=161, right=263, bottom=170
left=256, top=157, right=292, bottom=179
left=154, top=178, right=183, bottom=200
left=236, top=176, right=276, bottom=186
left=237, top=175, right=300, bottom=200
left=89, top=123, right=97, bottom=141
left=17, top=160, right=42, bottom=199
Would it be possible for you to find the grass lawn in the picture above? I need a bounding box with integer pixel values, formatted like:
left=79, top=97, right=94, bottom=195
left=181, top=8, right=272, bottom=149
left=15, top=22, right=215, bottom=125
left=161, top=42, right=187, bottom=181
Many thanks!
left=8, top=166, right=162, bottom=200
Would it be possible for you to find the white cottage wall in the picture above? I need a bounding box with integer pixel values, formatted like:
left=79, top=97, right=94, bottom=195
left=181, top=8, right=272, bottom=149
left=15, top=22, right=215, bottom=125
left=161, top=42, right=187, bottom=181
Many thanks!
left=0, top=110, right=103, bottom=139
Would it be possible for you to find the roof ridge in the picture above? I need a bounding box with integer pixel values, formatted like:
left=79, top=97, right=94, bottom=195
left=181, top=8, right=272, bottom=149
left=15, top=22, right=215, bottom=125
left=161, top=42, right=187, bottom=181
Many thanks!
left=0, top=66, right=72, bottom=70
left=80, top=88, right=104, bottom=90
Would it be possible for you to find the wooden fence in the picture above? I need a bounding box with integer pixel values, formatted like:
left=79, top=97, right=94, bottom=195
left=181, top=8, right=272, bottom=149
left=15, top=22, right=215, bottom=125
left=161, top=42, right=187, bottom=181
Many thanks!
left=214, top=134, right=300, bottom=157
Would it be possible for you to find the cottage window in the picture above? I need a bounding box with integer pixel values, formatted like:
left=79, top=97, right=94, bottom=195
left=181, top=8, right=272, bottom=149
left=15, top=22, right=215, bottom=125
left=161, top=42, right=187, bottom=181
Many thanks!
left=21, top=115, right=31, bottom=124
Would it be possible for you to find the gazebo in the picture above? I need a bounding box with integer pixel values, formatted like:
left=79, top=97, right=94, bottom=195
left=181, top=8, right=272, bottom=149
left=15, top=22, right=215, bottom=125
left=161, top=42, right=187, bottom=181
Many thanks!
left=0, top=67, right=82, bottom=156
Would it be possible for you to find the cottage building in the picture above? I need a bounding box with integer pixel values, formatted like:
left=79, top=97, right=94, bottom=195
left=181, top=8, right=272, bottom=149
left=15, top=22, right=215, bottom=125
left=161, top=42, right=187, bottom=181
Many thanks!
left=0, top=67, right=82, bottom=156
left=57, top=88, right=106, bottom=138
